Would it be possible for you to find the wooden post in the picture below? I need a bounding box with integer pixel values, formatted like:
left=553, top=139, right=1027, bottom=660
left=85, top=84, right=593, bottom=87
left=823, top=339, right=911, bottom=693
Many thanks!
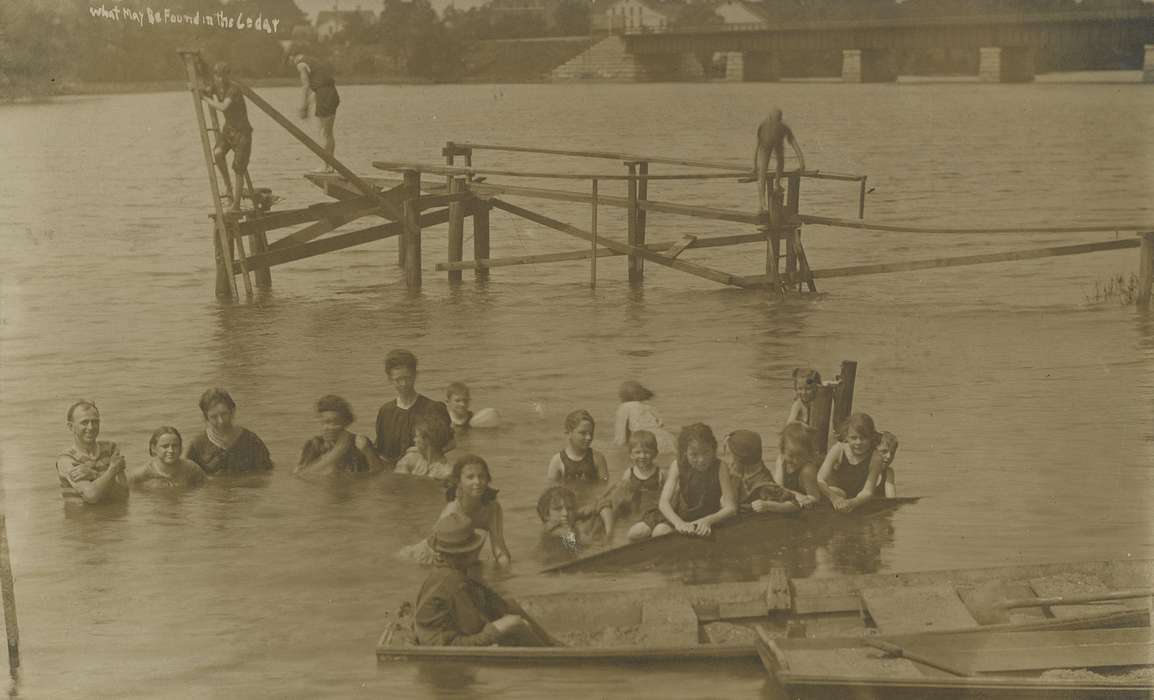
left=591, top=178, right=599, bottom=289
left=811, top=384, right=835, bottom=454
left=403, top=170, right=422, bottom=289
left=243, top=173, right=272, bottom=289
left=626, top=162, right=642, bottom=286
left=447, top=177, right=464, bottom=284
left=766, top=176, right=782, bottom=293
left=473, top=198, right=490, bottom=281
left=831, top=360, right=858, bottom=435
left=858, top=176, right=868, bottom=219
left=0, top=516, right=19, bottom=677
left=786, top=174, right=802, bottom=292
left=1138, top=231, right=1154, bottom=307
left=635, top=162, right=649, bottom=285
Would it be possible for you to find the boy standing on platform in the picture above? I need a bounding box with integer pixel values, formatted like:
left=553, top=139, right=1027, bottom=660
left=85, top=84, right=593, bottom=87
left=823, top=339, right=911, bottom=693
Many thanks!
left=753, top=108, right=806, bottom=214
left=201, top=62, right=252, bottom=211
left=288, top=47, right=340, bottom=171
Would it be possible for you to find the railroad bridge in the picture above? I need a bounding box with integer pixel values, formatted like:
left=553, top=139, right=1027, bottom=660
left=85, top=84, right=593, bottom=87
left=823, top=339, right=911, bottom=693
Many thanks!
left=552, top=8, right=1154, bottom=82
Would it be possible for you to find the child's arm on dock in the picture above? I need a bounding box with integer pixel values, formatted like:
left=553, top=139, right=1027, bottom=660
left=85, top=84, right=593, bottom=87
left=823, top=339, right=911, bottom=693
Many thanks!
left=816, top=443, right=848, bottom=505
left=657, top=460, right=691, bottom=534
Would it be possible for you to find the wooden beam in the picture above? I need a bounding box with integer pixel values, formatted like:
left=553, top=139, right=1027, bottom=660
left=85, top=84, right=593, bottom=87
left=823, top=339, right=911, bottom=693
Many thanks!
left=447, top=177, right=464, bottom=284
left=489, top=199, right=750, bottom=288
left=666, top=235, right=697, bottom=259
left=236, top=206, right=457, bottom=271
left=403, top=170, right=422, bottom=289
left=801, top=214, right=1154, bottom=236
left=437, top=247, right=622, bottom=271
left=237, top=195, right=384, bottom=237
left=232, top=80, right=403, bottom=221
left=474, top=200, right=490, bottom=281
left=736, top=238, right=1140, bottom=285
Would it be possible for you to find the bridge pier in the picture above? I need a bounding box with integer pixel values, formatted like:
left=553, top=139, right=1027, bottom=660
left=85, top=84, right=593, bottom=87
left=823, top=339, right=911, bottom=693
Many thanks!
left=979, top=46, right=1035, bottom=83
left=841, top=49, right=896, bottom=83
left=724, top=52, right=780, bottom=82
left=1145, top=45, right=1154, bottom=83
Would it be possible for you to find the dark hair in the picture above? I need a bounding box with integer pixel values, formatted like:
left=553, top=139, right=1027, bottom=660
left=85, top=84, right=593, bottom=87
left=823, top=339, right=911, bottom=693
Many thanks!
left=536, top=486, right=577, bottom=523
left=628, top=429, right=659, bottom=454
left=148, top=426, right=183, bottom=456
left=779, top=422, right=819, bottom=462
left=446, top=382, right=470, bottom=400
left=384, top=349, right=417, bottom=375
left=836, top=412, right=880, bottom=445
left=564, top=409, right=595, bottom=433
left=618, top=380, right=654, bottom=403
left=66, top=400, right=98, bottom=422
left=316, top=395, right=354, bottom=424
left=793, top=367, right=822, bottom=388
left=445, top=453, right=498, bottom=504
left=676, top=423, right=717, bottom=467
left=412, top=418, right=450, bottom=455
left=199, top=388, right=236, bottom=417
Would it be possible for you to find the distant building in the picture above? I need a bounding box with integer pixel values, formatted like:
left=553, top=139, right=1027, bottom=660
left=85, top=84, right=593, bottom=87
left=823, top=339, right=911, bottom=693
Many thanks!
left=315, top=7, right=376, bottom=41
left=593, top=0, right=677, bottom=33
left=712, top=0, right=768, bottom=26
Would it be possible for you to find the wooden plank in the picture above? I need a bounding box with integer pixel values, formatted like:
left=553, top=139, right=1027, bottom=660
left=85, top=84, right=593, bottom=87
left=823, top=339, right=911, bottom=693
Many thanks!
left=232, top=80, right=403, bottom=221
left=437, top=247, right=622, bottom=271
left=447, top=177, right=464, bottom=284
left=488, top=198, right=749, bottom=288
left=861, top=584, right=980, bottom=635
left=736, top=239, right=1140, bottom=286
left=895, top=627, right=1154, bottom=675
left=959, top=579, right=1047, bottom=625
left=1138, top=231, right=1154, bottom=307
left=403, top=171, right=422, bottom=289
left=640, top=600, right=699, bottom=646
left=473, top=200, right=490, bottom=280
left=267, top=195, right=404, bottom=251
left=801, top=214, right=1154, bottom=236
left=236, top=206, right=456, bottom=270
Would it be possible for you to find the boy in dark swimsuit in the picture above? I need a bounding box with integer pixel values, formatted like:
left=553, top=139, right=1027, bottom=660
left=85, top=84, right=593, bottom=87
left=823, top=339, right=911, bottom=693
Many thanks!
left=201, top=62, right=252, bottom=211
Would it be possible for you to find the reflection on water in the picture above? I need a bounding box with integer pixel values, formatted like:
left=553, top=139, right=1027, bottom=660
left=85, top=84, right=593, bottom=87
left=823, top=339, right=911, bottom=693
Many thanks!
left=1, top=80, right=1153, bottom=697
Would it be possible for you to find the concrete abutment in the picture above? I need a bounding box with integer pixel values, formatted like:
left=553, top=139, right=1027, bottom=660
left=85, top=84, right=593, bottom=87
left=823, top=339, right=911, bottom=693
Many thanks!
left=979, top=46, right=1035, bottom=82
left=841, top=49, right=897, bottom=83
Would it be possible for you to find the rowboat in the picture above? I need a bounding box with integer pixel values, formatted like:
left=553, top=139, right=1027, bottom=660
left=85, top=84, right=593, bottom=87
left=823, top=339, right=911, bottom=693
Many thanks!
left=378, top=557, right=1152, bottom=664
left=540, top=496, right=919, bottom=574
left=759, top=623, right=1154, bottom=698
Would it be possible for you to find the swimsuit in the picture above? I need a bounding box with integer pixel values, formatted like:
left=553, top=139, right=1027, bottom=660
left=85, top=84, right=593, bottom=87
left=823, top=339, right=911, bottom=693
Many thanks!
left=558, top=450, right=599, bottom=481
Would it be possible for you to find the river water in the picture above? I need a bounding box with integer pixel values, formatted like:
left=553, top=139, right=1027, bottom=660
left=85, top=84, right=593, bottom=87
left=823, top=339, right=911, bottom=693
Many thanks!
left=1, top=77, right=1153, bottom=698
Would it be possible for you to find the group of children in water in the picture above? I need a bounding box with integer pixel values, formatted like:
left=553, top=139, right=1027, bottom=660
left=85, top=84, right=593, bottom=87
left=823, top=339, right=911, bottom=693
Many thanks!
left=56, top=351, right=899, bottom=572
left=533, top=370, right=900, bottom=559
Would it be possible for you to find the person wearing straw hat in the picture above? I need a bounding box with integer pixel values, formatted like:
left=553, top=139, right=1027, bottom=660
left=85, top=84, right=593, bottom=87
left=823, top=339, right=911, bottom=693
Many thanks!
left=414, top=512, right=551, bottom=647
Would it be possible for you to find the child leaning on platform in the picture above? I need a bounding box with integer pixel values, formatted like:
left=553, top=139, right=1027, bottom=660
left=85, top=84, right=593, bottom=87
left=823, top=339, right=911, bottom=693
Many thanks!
left=817, top=412, right=886, bottom=513
left=585, top=430, right=664, bottom=542
left=724, top=429, right=798, bottom=514
left=875, top=431, right=899, bottom=498
left=200, top=61, right=252, bottom=212
left=545, top=409, right=609, bottom=484
left=770, top=422, right=823, bottom=509
left=652, top=423, right=737, bottom=538
left=295, top=395, right=382, bottom=476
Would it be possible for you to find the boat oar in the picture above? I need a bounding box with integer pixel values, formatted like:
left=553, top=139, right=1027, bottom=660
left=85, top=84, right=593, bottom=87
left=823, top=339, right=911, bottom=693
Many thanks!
left=863, top=639, right=968, bottom=677
left=997, top=588, right=1154, bottom=610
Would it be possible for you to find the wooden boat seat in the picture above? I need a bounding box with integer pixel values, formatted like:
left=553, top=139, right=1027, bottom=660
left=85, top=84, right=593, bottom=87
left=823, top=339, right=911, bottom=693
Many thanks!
left=861, top=584, right=979, bottom=635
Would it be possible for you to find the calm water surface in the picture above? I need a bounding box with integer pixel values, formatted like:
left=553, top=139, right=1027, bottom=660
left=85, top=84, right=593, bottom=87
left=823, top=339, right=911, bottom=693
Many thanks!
left=1, top=79, right=1153, bottom=698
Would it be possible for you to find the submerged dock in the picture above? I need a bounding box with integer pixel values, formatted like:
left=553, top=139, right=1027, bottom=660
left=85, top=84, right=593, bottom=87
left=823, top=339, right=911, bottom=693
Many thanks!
left=180, top=52, right=1154, bottom=305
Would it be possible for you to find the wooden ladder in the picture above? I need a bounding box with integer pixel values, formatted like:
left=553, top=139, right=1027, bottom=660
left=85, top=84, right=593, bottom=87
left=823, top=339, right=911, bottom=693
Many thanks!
left=178, top=50, right=254, bottom=299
